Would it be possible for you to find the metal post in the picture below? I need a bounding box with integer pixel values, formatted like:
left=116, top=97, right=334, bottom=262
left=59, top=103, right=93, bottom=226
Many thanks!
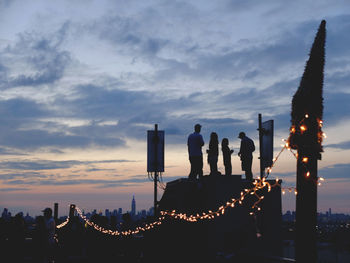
left=54, top=203, right=58, bottom=221
left=258, top=113, right=264, bottom=179
left=154, top=124, right=158, bottom=217
left=69, top=204, right=76, bottom=219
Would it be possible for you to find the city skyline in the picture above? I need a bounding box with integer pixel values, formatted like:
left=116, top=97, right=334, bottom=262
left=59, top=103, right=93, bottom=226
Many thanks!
left=1, top=1, right=350, bottom=216
left=1, top=194, right=156, bottom=218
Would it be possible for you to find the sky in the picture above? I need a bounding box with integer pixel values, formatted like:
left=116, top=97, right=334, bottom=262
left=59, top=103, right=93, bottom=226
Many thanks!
left=0, top=0, right=350, bottom=217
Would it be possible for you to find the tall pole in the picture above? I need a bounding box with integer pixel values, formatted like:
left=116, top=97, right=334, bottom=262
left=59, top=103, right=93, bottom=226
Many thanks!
left=69, top=204, right=76, bottom=219
left=154, top=124, right=158, bottom=217
left=54, top=203, right=58, bottom=221
left=258, top=113, right=264, bottom=179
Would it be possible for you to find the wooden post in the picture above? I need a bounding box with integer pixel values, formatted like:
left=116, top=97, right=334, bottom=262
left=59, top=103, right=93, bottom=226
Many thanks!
left=296, top=150, right=318, bottom=262
left=54, top=203, right=58, bottom=221
left=69, top=204, right=76, bottom=219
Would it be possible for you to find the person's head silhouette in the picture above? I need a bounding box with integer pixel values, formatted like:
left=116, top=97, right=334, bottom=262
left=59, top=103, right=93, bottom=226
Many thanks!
left=210, top=132, right=218, bottom=142
left=222, top=138, right=229, bottom=147
left=238, top=132, right=246, bottom=139
left=194, top=124, right=201, bottom=133
left=42, top=208, right=52, bottom=219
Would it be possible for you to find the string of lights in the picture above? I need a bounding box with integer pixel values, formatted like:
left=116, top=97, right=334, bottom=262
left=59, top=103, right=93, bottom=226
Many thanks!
left=68, top=177, right=281, bottom=237
left=161, top=177, right=281, bottom=220
left=66, top=143, right=304, bottom=234
left=56, top=217, right=70, bottom=229
left=264, top=114, right=326, bottom=192
left=56, top=114, right=327, bottom=236
left=289, top=114, right=326, bottom=186
left=74, top=206, right=165, bottom=236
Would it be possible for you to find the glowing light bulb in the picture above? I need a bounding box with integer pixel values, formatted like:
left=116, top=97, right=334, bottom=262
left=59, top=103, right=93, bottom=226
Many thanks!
left=306, top=172, right=310, bottom=177
left=302, top=157, right=308, bottom=163
left=300, top=125, right=307, bottom=132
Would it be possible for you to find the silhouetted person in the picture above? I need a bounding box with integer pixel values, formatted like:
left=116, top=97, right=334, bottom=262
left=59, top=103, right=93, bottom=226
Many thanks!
left=222, top=138, right=234, bottom=176
left=207, top=132, right=219, bottom=175
left=238, top=132, right=255, bottom=180
left=43, top=207, right=56, bottom=262
left=187, top=124, right=205, bottom=180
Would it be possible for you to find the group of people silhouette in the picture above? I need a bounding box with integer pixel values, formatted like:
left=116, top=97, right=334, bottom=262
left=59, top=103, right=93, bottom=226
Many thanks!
left=1, top=207, right=56, bottom=263
left=187, top=124, right=255, bottom=180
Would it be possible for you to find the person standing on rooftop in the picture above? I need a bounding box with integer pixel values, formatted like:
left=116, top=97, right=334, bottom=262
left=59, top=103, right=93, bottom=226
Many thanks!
left=207, top=132, right=219, bottom=176
left=222, top=138, right=234, bottom=176
left=187, top=124, right=205, bottom=180
left=238, top=132, right=255, bottom=181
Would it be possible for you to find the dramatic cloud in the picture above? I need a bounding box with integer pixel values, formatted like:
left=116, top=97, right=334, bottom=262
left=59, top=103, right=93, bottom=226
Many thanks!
left=325, top=141, right=350, bottom=150
left=1, top=23, right=71, bottom=89
left=319, top=163, right=350, bottom=179
left=0, top=159, right=135, bottom=170
left=3, top=176, right=149, bottom=188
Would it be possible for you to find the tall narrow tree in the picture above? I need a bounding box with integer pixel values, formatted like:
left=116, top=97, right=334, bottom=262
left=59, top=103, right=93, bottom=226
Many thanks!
left=288, top=20, right=326, bottom=263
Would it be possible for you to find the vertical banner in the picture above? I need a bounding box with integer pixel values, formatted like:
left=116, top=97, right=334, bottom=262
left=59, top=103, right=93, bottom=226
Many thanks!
left=147, top=130, right=164, bottom=172
left=261, top=120, right=274, bottom=169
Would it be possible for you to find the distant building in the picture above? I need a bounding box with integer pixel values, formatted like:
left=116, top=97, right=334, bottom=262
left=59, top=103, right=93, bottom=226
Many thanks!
left=131, top=195, right=136, bottom=216
left=148, top=207, right=154, bottom=216
left=1, top=208, right=11, bottom=221
left=112, top=209, right=118, bottom=217
left=24, top=213, right=34, bottom=223
left=141, top=209, right=147, bottom=219
left=105, top=209, right=110, bottom=218
left=283, top=210, right=295, bottom=222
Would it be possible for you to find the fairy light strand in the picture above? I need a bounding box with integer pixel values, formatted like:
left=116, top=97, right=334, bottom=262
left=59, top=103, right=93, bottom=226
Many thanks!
left=56, top=114, right=326, bottom=236
left=71, top=178, right=281, bottom=236
left=56, top=217, right=70, bottom=229
left=265, top=114, right=326, bottom=191
left=75, top=206, right=165, bottom=237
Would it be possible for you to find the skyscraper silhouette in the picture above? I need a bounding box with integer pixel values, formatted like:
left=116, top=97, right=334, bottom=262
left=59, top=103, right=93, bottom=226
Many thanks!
left=131, top=195, right=136, bottom=216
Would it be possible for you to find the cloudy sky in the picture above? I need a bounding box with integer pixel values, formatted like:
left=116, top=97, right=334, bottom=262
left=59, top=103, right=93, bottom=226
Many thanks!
left=0, top=0, right=349, bottom=216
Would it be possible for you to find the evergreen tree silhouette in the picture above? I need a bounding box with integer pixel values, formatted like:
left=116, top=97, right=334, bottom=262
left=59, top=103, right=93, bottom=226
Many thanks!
left=289, top=20, right=326, bottom=263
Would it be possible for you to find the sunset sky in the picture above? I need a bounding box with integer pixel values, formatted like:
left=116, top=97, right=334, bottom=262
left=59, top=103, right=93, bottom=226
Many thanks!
left=0, top=0, right=350, bottom=217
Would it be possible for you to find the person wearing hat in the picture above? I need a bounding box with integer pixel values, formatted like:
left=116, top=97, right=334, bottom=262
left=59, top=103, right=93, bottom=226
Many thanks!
left=187, top=124, right=205, bottom=180
left=238, top=132, right=255, bottom=180
left=42, top=207, right=56, bottom=262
